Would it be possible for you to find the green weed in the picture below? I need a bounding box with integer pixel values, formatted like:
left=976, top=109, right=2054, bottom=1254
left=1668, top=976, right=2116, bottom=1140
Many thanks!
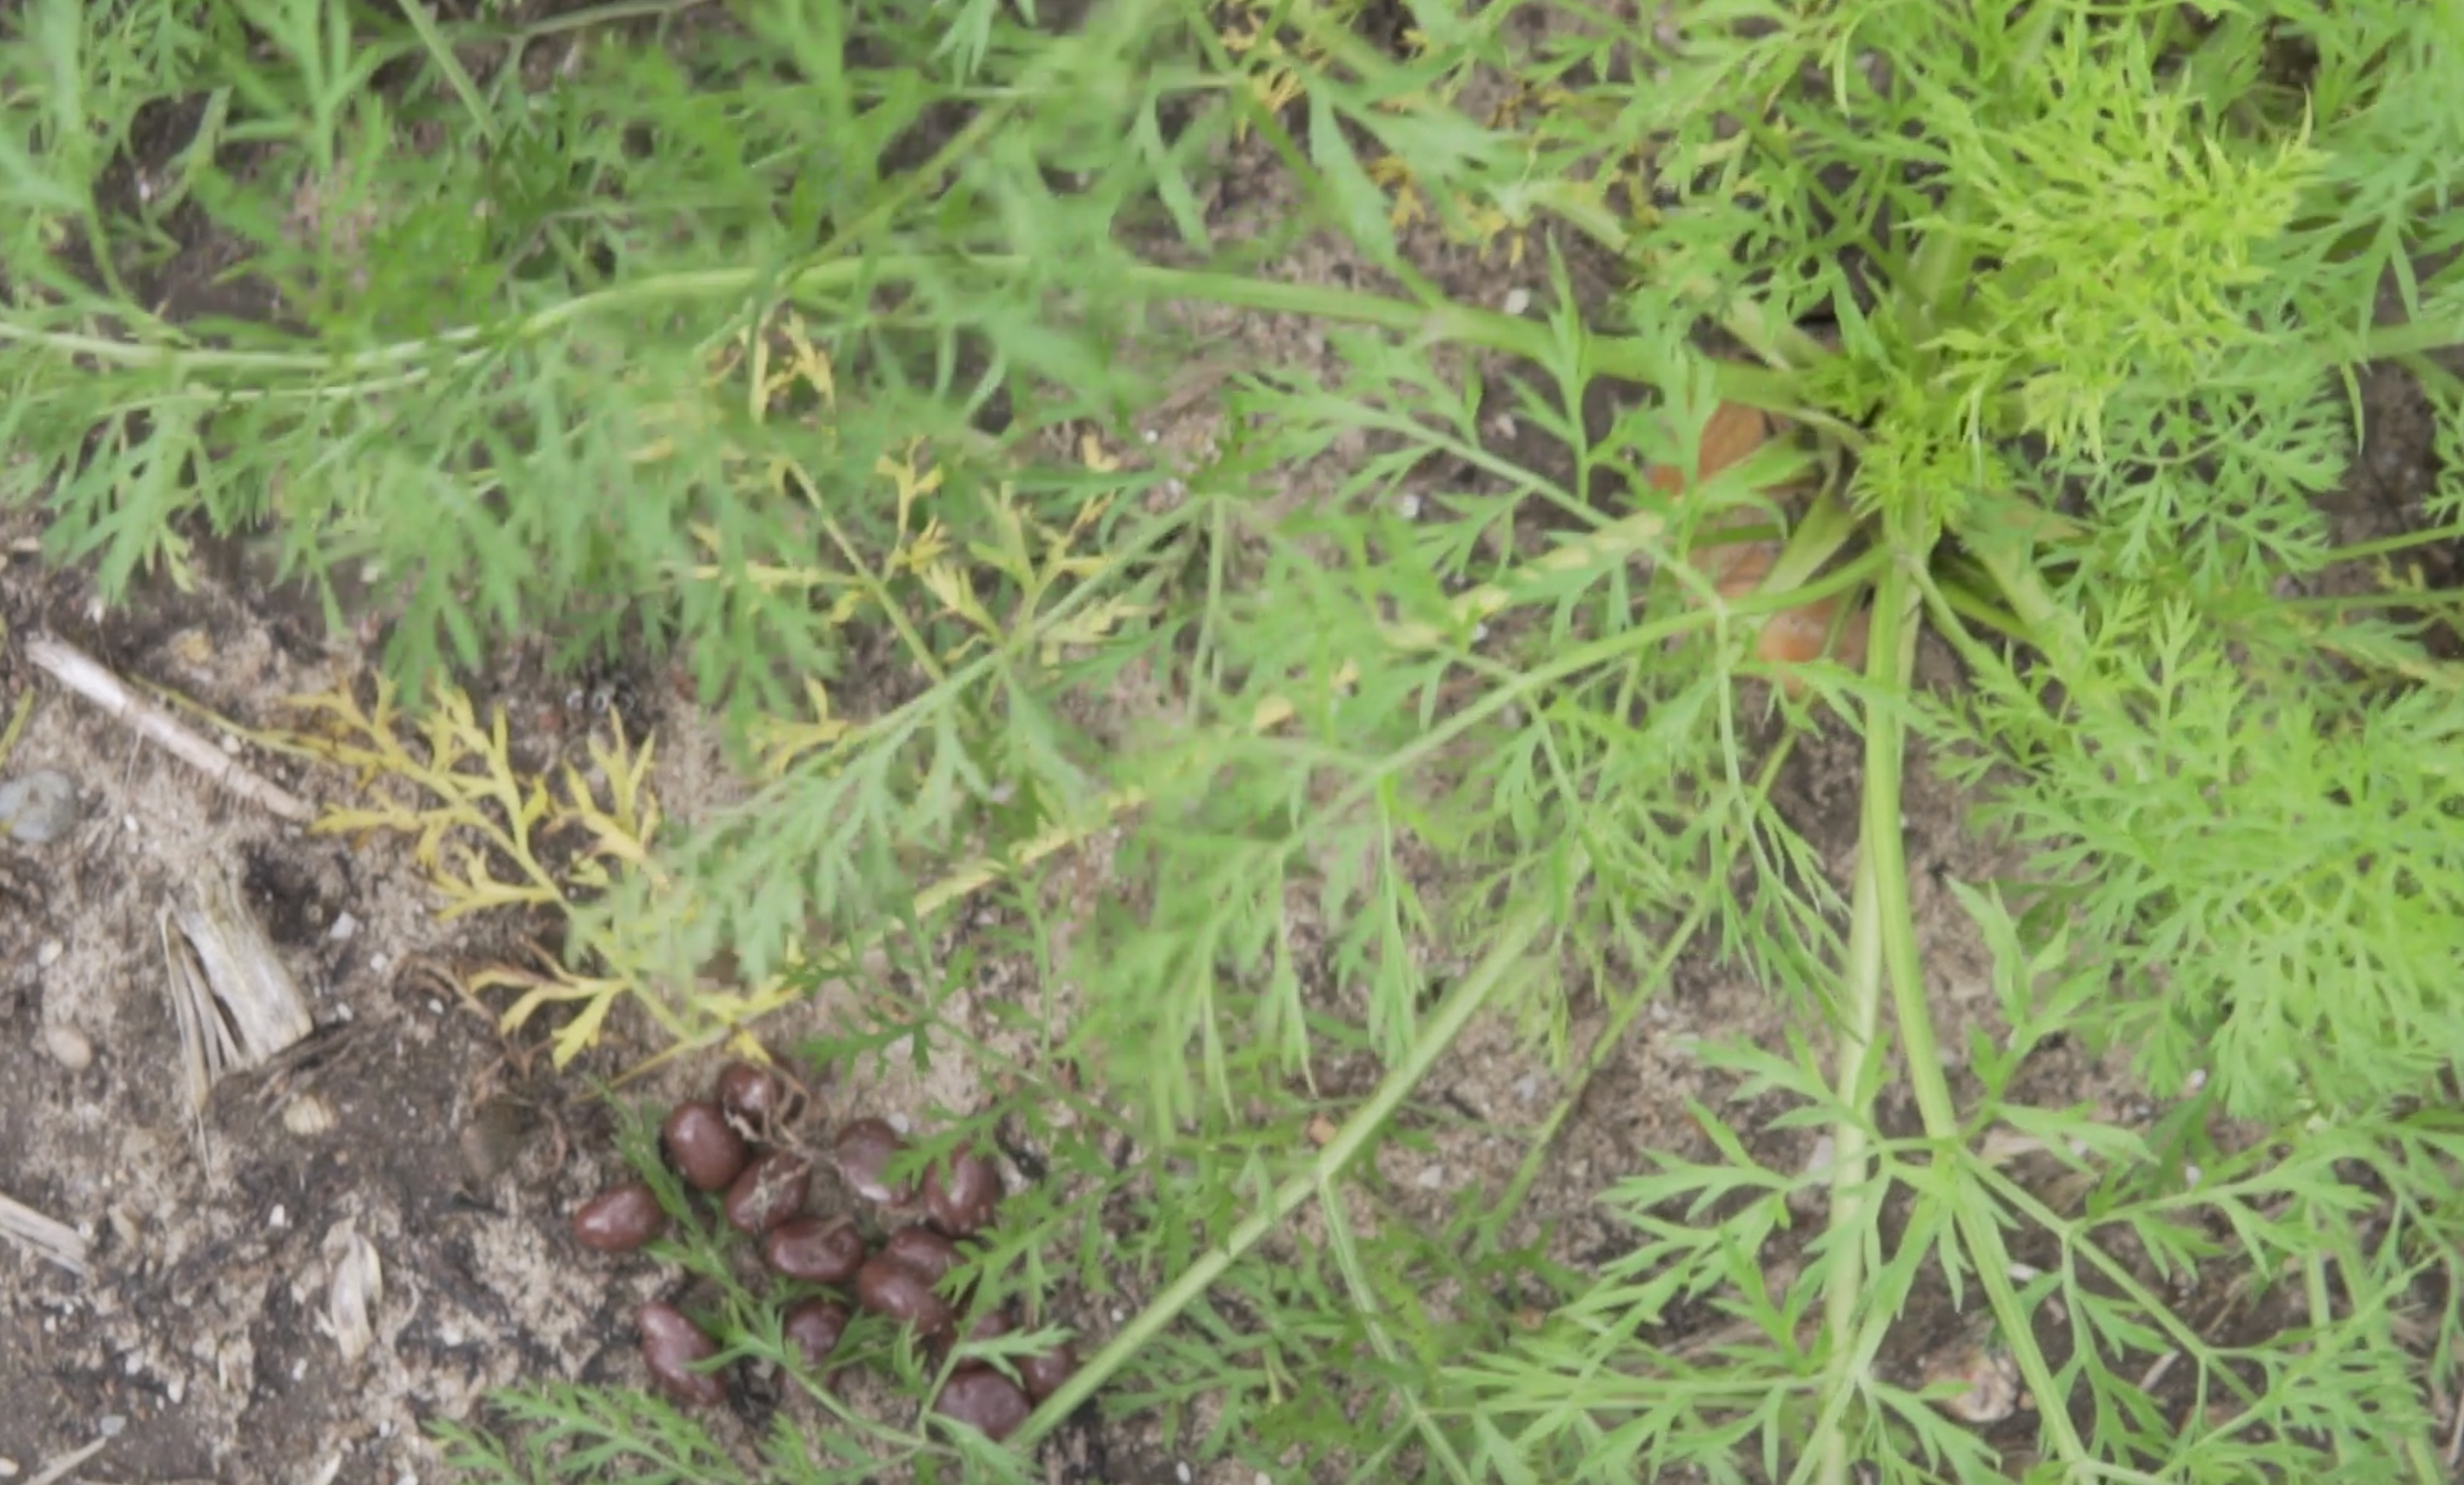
left=6, top=0, right=2464, bottom=1481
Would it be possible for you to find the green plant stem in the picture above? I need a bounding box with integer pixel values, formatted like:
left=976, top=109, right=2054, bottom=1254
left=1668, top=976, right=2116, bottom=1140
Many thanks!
left=397, top=0, right=501, bottom=146
left=2327, top=313, right=2464, bottom=369
left=0, top=255, right=1808, bottom=418
left=1810, top=720, right=1895, bottom=1485
left=1860, top=553, right=2094, bottom=1472
left=490, top=0, right=711, bottom=42
left=1476, top=735, right=1801, bottom=1257
left=1899, top=3, right=2064, bottom=348
left=1315, top=1181, right=1476, bottom=1485
left=1009, top=897, right=1555, bottom=1448
left=1928, top=563, right=2028, bottom=642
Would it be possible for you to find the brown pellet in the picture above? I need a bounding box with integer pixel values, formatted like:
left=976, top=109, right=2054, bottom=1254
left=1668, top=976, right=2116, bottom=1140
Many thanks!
left=856, top=1255, right=952, bottom=1336
left=935, top=1366, right=1031, bottom=1440
left=1016, top=1341, right=1076, bottom=1403
left=723, top=1150, right=812, bottom=1235
left=716, top=1060, right=794, bottom=1136
left=879, top=1225, right=960, bottom=1285
left=570, top=1181, right=666, bottom=1253
left=764, top=1215, right=866, bottom=1285
left=662, top=1101, right=749, bottom=1192
left=922, top=1149, right=1002, bottom=1236
left=834, top=1118, right=913, bottom=1205
left=638, top=1302, right=727, bottom=1407
left=781, top=1297, right=849, bottom=1371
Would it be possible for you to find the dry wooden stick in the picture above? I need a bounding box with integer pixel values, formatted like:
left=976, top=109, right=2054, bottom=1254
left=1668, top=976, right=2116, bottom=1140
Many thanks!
left=24, top=1436, right=108, bottom=1485
left=0, top=1189, right=90, bottom=1278
left=24, top=637, right=314, bottom=822
left=160, top=871, right=316, bottom=1113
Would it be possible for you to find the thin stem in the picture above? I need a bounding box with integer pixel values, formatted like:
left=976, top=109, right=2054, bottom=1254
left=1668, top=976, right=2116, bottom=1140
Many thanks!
left=2328, top=314, right=2464, bottom=369
left=1811, top=737, right=1894, bottom=1485
left=1010, top=898, right=1556, bottom=1448
left=1864, top=553, right=2092, bottom=1468
left=1316, top=1181, right=1477, bottom=1485
left=1476, top=729, right=1795, bottom=1257
left=0, top=254, right=1808, bottom=422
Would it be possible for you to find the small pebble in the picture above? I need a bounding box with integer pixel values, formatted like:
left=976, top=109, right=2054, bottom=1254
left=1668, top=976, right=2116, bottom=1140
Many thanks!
left=283, top=1094, right=337, bottom=1136
left=41, top=1019, right=93, bottom=1069
left=0, top=770, right=80, bottom=844
left=97, top=1415, right=125, bottom=1438
left=328, top=913, right=359, bottom=942
left=1177, top=1463, right=1192, bottom=1484
left=1502, top=286, right=1531, bottom=315
left=36, top=939, right=62, bottom=969
left=0, top=1455, right=18, bottom=1477
left=269, top=1204, right=289, bottom=1230
left=1415, top=1164, right=1444, bottom=1190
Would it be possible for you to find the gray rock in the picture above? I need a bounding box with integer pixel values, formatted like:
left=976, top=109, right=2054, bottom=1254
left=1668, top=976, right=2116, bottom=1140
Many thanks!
left=0, top=769, right=79, bottom=844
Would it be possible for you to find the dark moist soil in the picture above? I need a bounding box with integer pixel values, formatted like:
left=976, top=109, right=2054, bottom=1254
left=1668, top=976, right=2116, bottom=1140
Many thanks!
left=5, top=17, right=2461, bottom=1485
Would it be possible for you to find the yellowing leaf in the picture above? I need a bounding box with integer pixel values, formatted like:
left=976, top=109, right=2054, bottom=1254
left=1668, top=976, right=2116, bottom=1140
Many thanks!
left=921, top=562, right=997, bottom=633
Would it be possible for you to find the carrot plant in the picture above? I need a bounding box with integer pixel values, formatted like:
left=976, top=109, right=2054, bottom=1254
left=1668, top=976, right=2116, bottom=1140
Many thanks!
left=5, top=0, right=2462, bottom=1481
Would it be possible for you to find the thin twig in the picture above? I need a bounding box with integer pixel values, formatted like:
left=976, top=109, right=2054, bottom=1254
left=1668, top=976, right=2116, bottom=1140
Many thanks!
left=25, top=1438, right=107, bottom=1485
left=0, top=1191, right=88, bottom=1278
left=25, top=637, right=314, bottom=822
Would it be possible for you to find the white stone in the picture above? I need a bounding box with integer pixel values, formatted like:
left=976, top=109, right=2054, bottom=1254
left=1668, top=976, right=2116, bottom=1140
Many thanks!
left=42, top=1022, right=92, bottom=1071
